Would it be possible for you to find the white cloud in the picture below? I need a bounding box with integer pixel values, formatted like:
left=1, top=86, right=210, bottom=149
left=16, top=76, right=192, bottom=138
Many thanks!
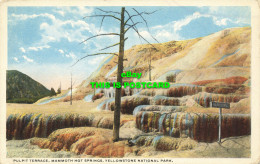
left=28, top=47, right=38, bottom=51
left=134, top=21, right=181, bottom=43
left=200, top=6, right=250, bottom=25
left=130, top=12, right=206, bottom=43
left=156, top=30, right=182, bottom=41
left=58, top=49, right=64, bottom=54
left=135, top=28, right=182, bottom=43
left=170, top=11, right=243, bottom=33
left=77, top=7, right=94, bottom=16
left=11, top=7, right=112, bottom=53
left=28, top=45, right=50, bottom=51
left=22, top=55, right=33, bottom=62
left=214, top=18, right=229, bottom=26
left=47, top=36, right=56, bottom=41
left=39, top=19, right=95, bottom=44
left=11, top=13, right=56, bottom=22
left=13, top=57, right=19, bottom=62
left=55, top=7, right=93, bottom=17
left=35, top=7, right=112, bottom=47
left=65, top=52, right=76, bottom=59
left=132, top=11, right=238, bottom=43
left=19, top=47, right=26, bottom=53
left=153, top=12, right=236, bottom=38
left=174, top=12, right=204, bottom=32
left=208, top=7, right=220, bottom=14
left=38, top=45, right=50, bottom=50
left=88, top=56, right=105, bottom=65
left=56, top=10, right=65, bottom=17
left=139, top=30, right=151, bottom=39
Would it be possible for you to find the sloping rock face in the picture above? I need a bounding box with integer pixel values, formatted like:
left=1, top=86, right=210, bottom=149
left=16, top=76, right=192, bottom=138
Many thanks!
left=6, top=113, right=128, bottom=140
left=136, top=112, right=250, bottom=142
left=139, top=85, right=203, bottom=97
left=130, top=135, right=198, bottom=151
left=192, top=92, right=247, bottom=108
left=30, top=127, right=200, bottom=157
left=72, top=27, right=251, bottom=101
left=132, top=105, right=186, bottom=115
left=192, top=76, right=248, bottom=86
left=98, top=96, right=150, bottom=114
left=98, top=85, right=202, bottom=114
left=30, top=127, right=133, bottom=157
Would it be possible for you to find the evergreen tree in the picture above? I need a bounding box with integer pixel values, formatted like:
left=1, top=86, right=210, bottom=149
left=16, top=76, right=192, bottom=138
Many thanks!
left=57, top=82, right=61, bottom=94
left=57, top=87, right=61, bottom=94
left=50, top=88, right=56, bottom=96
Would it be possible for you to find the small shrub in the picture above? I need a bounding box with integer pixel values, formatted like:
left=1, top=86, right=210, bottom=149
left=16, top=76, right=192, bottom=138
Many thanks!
left=92, top=93, right=104, bottom=101
left=166, top=74, right=176, bottom=82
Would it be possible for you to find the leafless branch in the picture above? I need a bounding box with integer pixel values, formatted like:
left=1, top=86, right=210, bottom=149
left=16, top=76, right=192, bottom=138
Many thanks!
left=79, top=33, right=119, bottom=45
left=124, top=22, right=142, bottom=34
left=143, top=10, right=158, bottom=15
left=83, top=14, right=121, bottom=21
left=132, top=8, right=160, bottom=43
left=72, top=80, right=77, bottom=87
left=125, top=9, right=167, bottom=56
left=131, top=27, right=163, bottom=53
left=99, top=16, right=105, bottom=32
left=125, top=10, right=143, bottom=43
left=99, top=37, right=128, bottom=51
left=96, top=8, right=120, bottom=15
left=99, top=42, right=120, bottom=51
left=75, top=8, right=164, bottom=69
left=71, top=53, right=118, bottom=67
left=124, top=10, right=158, bottom=25
left=124, top=14, right=140, bottom=25
left=124, top=17, right=157, bottom=50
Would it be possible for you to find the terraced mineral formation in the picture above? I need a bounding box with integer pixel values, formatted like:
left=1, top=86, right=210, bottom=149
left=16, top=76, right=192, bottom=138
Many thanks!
left=6, top=113, right=129, bottom=140
left=30, top=127, right=133, bottom=157
left=135, top=112, right=250, bottom=142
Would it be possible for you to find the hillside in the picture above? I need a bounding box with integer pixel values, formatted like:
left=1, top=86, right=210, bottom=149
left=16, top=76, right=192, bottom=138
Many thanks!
left=6, top=70, right=51, bottom=103
left=7, top=27, right=251, bottom=158
left=70, top=27, right=250, bottom=100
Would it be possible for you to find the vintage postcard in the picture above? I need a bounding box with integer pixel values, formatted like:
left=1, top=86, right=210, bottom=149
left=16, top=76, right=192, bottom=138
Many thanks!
left=0, top=0, right=260, bottom=163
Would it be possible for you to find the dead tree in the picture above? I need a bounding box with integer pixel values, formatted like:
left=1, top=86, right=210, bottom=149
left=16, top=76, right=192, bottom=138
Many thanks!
left=148, top=47, right=152, bottom=81
left=93, top=86, right=96, bottom=96
left=70, top=73, right=72, bottom=105
left=70, top=72, right=77, bottom=105
left=73, top=7, right=160, bottom=141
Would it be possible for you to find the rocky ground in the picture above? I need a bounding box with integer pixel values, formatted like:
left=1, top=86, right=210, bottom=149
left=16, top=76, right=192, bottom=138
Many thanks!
left=7, top=139, right=82, bottom=158
left=6, top=132, right=250, bottom=158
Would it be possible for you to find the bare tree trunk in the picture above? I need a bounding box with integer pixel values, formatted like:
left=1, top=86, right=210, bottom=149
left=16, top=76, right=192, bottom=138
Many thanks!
left=70, top=73, right=72, bottom=105
left=60, top=81, right=61, bottom=91
left=74, top=6, right=159, bottom=141
left=113, top=7, right=125, bottom=142
left=149, top=52, right=151, bottom=81
left=148, top=47, right=152, bottom=81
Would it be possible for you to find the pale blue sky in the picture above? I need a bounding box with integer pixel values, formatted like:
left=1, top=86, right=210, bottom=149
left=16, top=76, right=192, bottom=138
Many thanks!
left=7, top=6, right=251, bottom=89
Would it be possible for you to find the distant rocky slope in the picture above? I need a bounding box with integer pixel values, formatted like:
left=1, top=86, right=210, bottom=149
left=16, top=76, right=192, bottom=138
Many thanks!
left=71, top=27, right=250, bottom=100
left=7, top=70, right=51, bottom=103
